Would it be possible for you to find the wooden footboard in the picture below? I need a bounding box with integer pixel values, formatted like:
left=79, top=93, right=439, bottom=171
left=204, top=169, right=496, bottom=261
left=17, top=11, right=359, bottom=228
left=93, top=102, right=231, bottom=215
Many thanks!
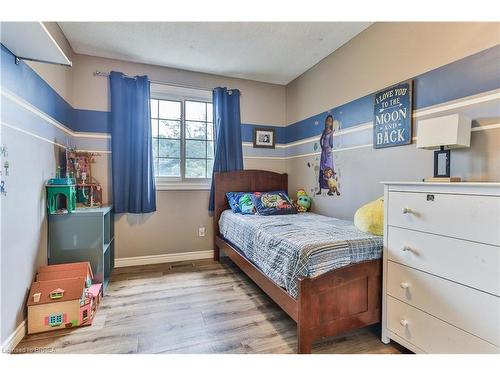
left=297, top=259, right=382, bottom=353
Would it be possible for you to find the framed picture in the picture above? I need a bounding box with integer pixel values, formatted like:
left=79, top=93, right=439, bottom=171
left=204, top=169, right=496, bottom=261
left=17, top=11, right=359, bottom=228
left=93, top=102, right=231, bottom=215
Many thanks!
left=253, top=128, right=275, bottom=149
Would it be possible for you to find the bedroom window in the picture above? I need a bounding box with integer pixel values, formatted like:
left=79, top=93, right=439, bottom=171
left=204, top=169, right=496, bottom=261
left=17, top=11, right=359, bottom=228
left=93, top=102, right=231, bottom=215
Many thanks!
left=150, top=84, right=214, bottom=190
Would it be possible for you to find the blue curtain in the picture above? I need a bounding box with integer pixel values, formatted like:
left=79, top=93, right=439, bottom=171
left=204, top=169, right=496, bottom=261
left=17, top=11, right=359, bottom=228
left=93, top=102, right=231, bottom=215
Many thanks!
left=110, top=71, right=156, bottom=214
left=208, top=87, right=244, bottom=211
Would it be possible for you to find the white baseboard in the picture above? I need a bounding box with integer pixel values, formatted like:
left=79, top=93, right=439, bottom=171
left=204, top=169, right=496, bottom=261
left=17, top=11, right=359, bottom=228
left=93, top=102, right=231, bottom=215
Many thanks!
left=1, top=320, right=26, bottom=354
left=115, top=250, right=214, bottom=268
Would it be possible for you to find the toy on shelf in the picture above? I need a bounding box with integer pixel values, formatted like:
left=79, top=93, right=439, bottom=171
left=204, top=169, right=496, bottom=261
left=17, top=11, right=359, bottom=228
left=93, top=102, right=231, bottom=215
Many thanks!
left=65, top=148, right=103, bottom=208
left=294, top=189, right=312, bottom=213
left=46, top=166, right=76, bottom=214
left=27, top=262, right=102, bottom=334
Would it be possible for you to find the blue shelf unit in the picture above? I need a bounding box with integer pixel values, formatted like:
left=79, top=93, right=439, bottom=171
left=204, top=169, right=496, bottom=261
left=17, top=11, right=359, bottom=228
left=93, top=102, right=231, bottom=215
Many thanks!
left=48, top=206, right=115, bottom=292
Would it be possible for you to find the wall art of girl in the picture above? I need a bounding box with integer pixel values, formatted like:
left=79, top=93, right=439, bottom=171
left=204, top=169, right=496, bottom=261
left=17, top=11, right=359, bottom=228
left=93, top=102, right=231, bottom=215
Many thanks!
left=316, top=114, right=340, bottom=196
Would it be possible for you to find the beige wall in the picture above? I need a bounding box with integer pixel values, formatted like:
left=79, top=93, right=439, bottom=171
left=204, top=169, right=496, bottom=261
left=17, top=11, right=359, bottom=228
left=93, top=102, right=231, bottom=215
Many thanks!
left=69, top=53, right=287, bottom=258
left=286, top=22, right=500, bottom=124
left=284, top=22, right=500, bottom=221
left=26, top=23, right=74, bottom=105
left=71, top=53, right=286, bottom=126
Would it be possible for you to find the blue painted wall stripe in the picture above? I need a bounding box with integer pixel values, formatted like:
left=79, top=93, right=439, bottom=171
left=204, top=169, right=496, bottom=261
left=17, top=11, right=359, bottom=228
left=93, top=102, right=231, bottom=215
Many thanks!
left=71, top=109, right=111, bottom=133
left=1, top=44, right=73, bottom=128
left=1, top=44, right=286, bottom=142
left=241, top=124, right=287, bottom=144
left=285, top=44, right=500, bottom=143
left=3, top=43, right=499, bottom=146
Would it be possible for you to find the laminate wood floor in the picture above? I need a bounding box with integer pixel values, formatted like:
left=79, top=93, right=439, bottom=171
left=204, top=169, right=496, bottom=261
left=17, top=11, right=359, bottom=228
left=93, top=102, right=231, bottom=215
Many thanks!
left=15, top=259, right=409, bottom=354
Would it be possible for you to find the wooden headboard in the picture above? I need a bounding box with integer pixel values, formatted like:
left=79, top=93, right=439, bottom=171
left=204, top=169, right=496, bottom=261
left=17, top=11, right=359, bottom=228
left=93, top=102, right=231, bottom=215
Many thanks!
left=213, top=169, right=288, bottom=238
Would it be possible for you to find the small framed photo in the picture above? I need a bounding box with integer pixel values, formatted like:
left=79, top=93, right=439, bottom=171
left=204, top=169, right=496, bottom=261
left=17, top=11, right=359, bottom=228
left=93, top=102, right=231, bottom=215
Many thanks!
left=253, top=128, right=275, bottom=149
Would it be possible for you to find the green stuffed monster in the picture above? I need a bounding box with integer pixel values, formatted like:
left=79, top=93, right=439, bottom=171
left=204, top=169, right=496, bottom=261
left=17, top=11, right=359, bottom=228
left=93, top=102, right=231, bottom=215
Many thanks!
left=295, top=189, right=311, bottom=213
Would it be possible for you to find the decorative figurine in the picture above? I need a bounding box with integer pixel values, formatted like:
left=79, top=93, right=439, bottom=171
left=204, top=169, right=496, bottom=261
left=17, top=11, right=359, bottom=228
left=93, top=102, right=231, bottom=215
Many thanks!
left=64, top=148, right=103, bottom=208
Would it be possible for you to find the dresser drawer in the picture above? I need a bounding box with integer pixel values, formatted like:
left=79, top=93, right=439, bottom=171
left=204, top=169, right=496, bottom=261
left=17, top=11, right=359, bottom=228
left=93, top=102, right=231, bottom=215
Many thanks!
left=387, top=261, right=500, bottom=346
left=387, top=191, right=500, bottom=245
left=386, top=296, right=499, bottom=353
left=387, top=226, right=500, bottom=296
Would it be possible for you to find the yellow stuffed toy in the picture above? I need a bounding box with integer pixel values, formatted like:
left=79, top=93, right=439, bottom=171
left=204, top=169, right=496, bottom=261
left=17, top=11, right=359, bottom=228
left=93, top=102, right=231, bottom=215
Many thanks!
left=354, top=197, right=384, bottom=236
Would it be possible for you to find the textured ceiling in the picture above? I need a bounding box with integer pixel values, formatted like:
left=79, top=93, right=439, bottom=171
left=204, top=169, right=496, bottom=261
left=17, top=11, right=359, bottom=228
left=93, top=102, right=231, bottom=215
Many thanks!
left=59, top=22, right=372, bottom=85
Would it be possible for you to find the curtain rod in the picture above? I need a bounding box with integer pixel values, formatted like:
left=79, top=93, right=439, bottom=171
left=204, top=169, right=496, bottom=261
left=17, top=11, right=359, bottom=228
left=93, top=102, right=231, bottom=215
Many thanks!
left=93, top=71, right=214, bottom=92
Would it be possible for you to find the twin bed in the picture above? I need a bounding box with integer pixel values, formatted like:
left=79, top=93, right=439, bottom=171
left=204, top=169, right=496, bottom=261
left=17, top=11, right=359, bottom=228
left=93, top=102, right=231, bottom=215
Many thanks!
left=213, top=170, right=383, bottom=354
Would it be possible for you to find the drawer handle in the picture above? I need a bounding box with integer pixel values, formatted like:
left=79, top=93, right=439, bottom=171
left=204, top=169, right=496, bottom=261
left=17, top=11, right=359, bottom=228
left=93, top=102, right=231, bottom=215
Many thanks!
left=402, top=245, right=413, bottom=252
left=400, top=319, right=409, bottom=327
left=400, top=282, right=409, bottom=289
left=402, top=207, right=413, bottom=214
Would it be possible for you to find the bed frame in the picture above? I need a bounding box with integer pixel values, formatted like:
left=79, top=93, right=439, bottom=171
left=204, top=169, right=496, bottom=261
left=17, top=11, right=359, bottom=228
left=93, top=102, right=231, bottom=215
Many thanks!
left=213, top=170, right=382, bottom=354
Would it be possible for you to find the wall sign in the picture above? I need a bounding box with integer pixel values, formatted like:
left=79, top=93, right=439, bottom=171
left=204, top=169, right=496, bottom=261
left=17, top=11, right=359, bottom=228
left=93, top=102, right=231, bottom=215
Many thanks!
left=373, top=80, right=413, bottom=148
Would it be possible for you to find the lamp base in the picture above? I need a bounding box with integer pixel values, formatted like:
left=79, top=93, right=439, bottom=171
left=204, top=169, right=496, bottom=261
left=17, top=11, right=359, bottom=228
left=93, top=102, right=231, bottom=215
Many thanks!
left=424, top=176, right=462, bottom=182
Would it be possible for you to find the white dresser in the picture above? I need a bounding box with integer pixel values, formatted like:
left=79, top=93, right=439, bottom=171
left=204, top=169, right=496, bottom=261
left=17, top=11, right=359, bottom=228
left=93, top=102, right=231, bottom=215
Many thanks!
left=381, top=182, right=500, bottom=354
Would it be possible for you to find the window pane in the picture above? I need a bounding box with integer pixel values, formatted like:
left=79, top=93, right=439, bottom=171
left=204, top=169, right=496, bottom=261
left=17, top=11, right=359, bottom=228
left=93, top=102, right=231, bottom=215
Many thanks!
left=159, top=139, right=180, bottom=158
left=151, top=119, right=159, bottom=137
left=207, top=103, right=213, bottom=123
left=185, top=159, right=206, bottom=178
left=186, top=101, right=206, bottom=121
left=206, top=159, right=214, bottom=178
left=159, top=120, right=180, bottom=139
left=207, top=123, right=214, bottom=140
left=152, top=138, right=159, bottom=159
left=207, top=141, right=214, bottom=158
left=186, top=121, right=206, bottom=140
left=159, top=100, right=181, bottom=120
left=158, top=158, right=180, bottom=177
left=150, top=99, right=158, bottom=118
left=186, top=140, right=206, bottom=158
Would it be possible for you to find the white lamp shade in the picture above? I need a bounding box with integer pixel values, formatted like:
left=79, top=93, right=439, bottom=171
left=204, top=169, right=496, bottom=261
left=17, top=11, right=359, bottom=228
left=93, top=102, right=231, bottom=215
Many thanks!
left=416, top=114, right=471, bottom=150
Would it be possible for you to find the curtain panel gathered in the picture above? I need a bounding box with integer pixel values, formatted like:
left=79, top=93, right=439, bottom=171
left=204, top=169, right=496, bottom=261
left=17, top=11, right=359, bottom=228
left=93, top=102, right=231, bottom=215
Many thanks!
left=208, top=87, right=244, bottom=211
left=110, top=71, right=156, bottom=214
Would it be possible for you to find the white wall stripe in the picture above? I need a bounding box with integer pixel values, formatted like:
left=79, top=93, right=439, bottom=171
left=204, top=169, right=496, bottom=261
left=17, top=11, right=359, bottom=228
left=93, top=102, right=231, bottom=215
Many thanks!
left=3, top=87, right=499, bottom=160
left=5, top=114, right=496, bottom=162
left=0, top=121, right=111, bottom=154
left=1, top=88, right=110, bottom=139
left=413, top=89, right=500, bottom=118
left=1, top=121, right=67, bottom=149
left=243, top=89, right=500, bottom=150
left=471, top=123, right=500, bottom=132
left=243, top=123, right=499, bottom=160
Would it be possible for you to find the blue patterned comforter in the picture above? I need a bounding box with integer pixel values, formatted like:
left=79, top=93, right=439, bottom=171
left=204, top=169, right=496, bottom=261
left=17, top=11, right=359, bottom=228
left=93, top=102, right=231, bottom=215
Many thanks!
left=219, top=210, right=382, bottom=299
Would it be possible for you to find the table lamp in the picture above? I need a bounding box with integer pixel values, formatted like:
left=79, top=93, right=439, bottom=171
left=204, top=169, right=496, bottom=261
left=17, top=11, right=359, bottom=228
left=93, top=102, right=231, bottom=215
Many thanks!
left=416, top=114, right=471, bottom=182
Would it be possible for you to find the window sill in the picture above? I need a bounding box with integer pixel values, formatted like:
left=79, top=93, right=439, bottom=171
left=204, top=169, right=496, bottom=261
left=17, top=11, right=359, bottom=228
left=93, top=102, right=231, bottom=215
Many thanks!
left=155, top=182, right=211, bottom=191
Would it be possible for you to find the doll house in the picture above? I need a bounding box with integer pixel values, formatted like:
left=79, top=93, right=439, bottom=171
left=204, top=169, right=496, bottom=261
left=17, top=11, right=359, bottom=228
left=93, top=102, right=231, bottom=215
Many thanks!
left=27, top=262, right=102, bottom=334
left=65, top=149, right=103, bottom=208
left=27, top=277, right=87, bottom=334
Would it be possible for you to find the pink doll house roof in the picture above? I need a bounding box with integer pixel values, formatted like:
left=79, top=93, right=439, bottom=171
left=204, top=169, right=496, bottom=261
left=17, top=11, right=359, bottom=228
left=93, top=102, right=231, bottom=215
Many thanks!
left=87, top=283, right=102, bottom=298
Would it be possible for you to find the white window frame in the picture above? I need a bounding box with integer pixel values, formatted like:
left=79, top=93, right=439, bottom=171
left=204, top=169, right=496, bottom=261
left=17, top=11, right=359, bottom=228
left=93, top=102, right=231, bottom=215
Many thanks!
left=150, top=84, right=213, bottom=191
